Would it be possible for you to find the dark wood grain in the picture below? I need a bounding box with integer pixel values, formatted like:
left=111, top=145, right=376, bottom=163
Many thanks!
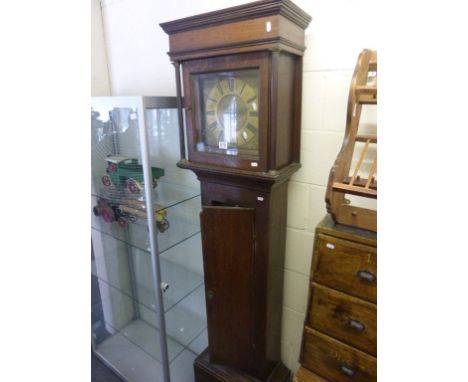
left=160, top=0, right=312, bottom=61
left=291, top=56, right=303, bottom=164
left=307, top=283, right=376, bottom=356
left=194, top=348, right=291, bottom=382
left=172, top=61, right=186, bottom=159
left=199, top=179, right=289, bottom=380
left=265, top=181, right=289, bottom=365
left=161, top=2, right=311, bottom=380
left=273, top=52, right=297, bottom=169
left=165, top=15, right=306, bottom=60
left=160, top=0, right=312, bottom=33
left=201, top=207, right=255, bottom=369
left=301, top=328, right=376, bottom=382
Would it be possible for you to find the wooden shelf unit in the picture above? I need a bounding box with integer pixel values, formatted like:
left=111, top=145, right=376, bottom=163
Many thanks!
left=325, top=49, right=377, bottom=232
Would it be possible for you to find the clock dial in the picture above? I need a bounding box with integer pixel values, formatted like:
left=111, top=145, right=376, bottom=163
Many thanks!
left=195, top=69, right=259, bottom=156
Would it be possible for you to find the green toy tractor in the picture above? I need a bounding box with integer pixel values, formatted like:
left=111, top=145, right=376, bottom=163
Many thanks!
left=101, top=156, right=165, bottom=193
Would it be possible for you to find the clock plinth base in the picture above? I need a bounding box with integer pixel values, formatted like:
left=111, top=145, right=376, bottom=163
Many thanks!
left=194, top=349, right=291, bottom=382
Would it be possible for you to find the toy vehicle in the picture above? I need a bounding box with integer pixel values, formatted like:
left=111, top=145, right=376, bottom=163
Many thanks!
left=93, top=198, right=136, bottom=228
left=93, top=198, right=170, bottom=233
left=101, top=156, right=165, bottom=193
left=119, top=199, right=170, bottom=232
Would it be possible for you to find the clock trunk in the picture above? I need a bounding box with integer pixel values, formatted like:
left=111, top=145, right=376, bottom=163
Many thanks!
left=198, top=176, right=289, bottom=380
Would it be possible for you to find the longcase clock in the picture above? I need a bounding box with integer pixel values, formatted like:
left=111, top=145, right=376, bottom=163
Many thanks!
left=161, top=1, right=311, bottom=381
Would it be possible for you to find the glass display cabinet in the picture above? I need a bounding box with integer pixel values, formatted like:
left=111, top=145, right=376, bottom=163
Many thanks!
left=91, top=96, right=207, bottom=382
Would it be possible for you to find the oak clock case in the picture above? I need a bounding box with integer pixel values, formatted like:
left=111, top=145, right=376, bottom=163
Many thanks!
left=161, top=1, right=312, bottom=381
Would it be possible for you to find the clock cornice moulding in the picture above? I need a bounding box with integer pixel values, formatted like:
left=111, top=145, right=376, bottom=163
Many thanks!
left=159, top=0, right=312, bottom=34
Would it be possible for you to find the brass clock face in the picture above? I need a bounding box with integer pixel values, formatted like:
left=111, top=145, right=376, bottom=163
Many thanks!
left=195, top=69, right=260, bottom=157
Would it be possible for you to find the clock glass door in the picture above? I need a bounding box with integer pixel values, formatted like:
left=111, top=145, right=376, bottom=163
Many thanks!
left=193, top=69, right=260, bottom=158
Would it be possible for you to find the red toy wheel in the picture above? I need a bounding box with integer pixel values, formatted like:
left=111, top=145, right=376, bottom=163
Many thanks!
left=127, top=180, right=138, bottom=193
left=101, top=207, right=115, bottom=223
left=117, top=217, right=128, bottom=228
left=102, top=175, right=111, bottom=187
left=107, top=163, right=117, bottom=172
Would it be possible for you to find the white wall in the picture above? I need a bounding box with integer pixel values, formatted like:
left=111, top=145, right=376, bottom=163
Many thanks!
left=91, top=0, right=111, bottom=95
left=93, top=0, right=377, bottom=373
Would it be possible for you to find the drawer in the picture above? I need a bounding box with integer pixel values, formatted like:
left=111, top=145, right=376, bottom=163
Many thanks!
left=313, top=234, right=377, bottom=303
left=307, top=283, right=376, bottom=356
left=301, top=327, right=377, bottom=382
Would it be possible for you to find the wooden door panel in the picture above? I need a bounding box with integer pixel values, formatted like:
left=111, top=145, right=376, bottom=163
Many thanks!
left=200, top=206, right=255, bottom=369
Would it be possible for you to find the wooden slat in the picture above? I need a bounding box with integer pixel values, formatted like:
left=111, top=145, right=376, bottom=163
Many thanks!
left=356, top=85, right=376, bottom=96
left=326, top=49, right=378, bottom=231
left=365, top=157, right=377, bottom=189
left=343, top=176, right=377, bottom=189
left=332, top=182, right=377, bottom=198
left=356, top=85, right=377, bottom=104
left=355, top=134, right=377, bottom=143
left=358, top=95, right=377, bottom=104
left=368, top=50, right=377, bottom=71
left=349, top=139, right=370, bottom=185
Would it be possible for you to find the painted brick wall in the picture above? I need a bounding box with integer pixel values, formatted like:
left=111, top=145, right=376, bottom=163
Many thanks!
left=278, top=1, right=377, bottom=371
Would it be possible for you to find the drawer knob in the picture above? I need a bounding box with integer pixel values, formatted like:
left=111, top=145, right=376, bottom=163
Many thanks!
left=347, top=318, right=365, bottom=332
left=340, top=364, right=356, bottom=377
left=207, top=290, right=214, bottom=300
left=357, top=269, right=376, bottom=283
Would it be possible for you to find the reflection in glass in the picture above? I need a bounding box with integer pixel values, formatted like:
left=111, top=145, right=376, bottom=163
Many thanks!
left=192, top=69, right=260, bottom=157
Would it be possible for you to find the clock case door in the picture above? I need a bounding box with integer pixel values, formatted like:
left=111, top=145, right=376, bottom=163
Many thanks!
left=198, top=180, right=289, bottom=380
left=200, top=206, right=255, bottom=370
left=183, top=51, right=270, bottom=172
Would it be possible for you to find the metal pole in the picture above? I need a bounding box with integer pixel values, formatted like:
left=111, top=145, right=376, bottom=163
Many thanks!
left=137, top=97, right=171, bottom=382
left=110, top=107, right=140, bottom=319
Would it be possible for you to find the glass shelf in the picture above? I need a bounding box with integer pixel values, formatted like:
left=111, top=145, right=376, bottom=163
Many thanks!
left=95, top=336, right=197, bottom=382
left=91, top=219, right=200, bottom=256
left=92, top=280, right=206, bottom=364
left=91, top=194, right=201, bottom=254
left=92, top=230, right=204, bottom=313
left=91, top=181, right=200, bottom=214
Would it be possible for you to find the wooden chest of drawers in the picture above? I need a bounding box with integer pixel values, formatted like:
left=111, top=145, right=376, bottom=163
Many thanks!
left=298, top=215, right=377, bottom=382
